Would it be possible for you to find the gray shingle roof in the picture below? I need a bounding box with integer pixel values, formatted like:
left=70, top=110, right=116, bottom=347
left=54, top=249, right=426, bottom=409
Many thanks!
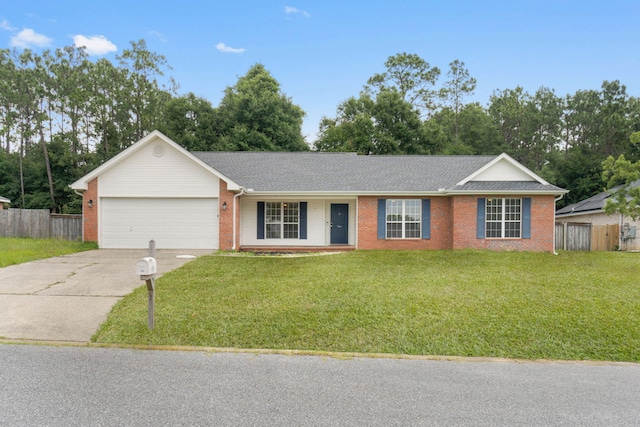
left=192, top=151, right=563, bottom=194
left=454, top=181, right=565, bottom=193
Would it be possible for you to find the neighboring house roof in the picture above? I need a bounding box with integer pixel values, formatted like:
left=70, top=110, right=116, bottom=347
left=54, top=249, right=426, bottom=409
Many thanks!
left=556, top=180, right=640, bottom=217
left=193, top=151, right=567, bottom=195
left=0, top=196, right=10, bottom=204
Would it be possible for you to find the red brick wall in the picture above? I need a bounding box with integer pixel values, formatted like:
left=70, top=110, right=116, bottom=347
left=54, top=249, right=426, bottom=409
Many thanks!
left=357, top=196, right=453, bottom=250
left=451, top=195, right=556, bottom=252
left=83, top=178, right=98, bottom=243
left=358, top=195, right=556, bottom=252
left=218, top=180, right=237, bottom=250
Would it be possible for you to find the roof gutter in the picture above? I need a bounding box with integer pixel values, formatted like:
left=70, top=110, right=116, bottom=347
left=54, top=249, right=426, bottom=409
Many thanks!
left=231, top=187, right=246, bottom=251
left=237, top=189, right=568, bottom=197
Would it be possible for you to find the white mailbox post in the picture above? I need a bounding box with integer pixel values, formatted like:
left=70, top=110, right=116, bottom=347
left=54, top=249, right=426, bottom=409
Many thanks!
left=137, top=240, right=157, bottom=329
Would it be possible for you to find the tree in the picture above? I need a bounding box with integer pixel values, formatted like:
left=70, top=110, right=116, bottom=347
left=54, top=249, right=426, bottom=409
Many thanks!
left=427, top=103, right=503, bottom=155
left=602, top=153, right=640, bottom=220
left=215, top=64, right=308, bottom=151
left=365, top=53, right=440, bottom=116
left=438, top=60, right=476, bottom=141
left=315, top=90, right=433, bottom=155
left=116, top=39, right=176, bottom=144
left=0, top=150, right=19, bottom=202
left=0, top=39, right=177, bottom=212
left=548, top=144, right=604, bottom=208
left=563, top=81, right=634, bottom=158
left=157, top=93, right=220, bottom=151
left=315, top=95, right=377, bottom=154
left=488, top=86, right=563, bottom=171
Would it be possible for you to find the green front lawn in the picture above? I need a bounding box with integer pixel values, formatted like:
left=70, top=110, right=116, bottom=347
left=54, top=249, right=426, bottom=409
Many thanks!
left=0, top=237, right=97, bottom=267
left=94, top=250, right=640, bottom=362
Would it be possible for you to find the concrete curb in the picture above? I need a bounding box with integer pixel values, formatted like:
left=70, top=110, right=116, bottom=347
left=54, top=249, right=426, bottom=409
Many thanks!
left=1, top=339, right=638, bottom=367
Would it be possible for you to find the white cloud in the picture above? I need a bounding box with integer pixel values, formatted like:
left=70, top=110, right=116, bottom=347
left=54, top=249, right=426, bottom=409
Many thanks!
left=10, top=28, right=52, bottom=48
left=148, top=30, right=167, bottom=42
left=216, top=42, right=245, bottom=54
left=284, top=6, right=310, bottom=17
left=0, top=19, right=16, bottom=31
left=72, top=35, right=117, bottom=56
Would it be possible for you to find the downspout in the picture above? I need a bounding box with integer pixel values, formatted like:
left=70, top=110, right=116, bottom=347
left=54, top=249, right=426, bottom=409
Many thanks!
left=553, top=194, right=564, bottom=255
left=232, top=188, right=246, bottom=251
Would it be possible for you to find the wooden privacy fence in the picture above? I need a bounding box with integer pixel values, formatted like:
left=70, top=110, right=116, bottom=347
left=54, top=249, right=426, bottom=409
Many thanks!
left=555, top=223, right=564, bottom=251
left=555, top=222, right=619, bottom=251
left=592, top=224, right=619, bottom=251
left=0, top=208, right=82, bottom=241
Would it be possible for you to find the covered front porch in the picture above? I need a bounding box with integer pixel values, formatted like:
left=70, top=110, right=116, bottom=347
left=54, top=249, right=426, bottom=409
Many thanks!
left=239, top=196, right=357, bottom=248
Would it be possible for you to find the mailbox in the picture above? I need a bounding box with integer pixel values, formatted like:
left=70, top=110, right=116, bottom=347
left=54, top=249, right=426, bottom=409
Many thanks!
left=136, top=257, right=157, bottom=276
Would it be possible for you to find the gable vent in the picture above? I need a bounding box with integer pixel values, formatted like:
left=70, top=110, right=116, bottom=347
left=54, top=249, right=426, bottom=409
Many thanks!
left=152, top=143, right=166, bottom=157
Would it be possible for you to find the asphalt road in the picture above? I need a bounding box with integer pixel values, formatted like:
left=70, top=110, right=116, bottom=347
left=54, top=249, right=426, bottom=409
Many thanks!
left=2, top=345, right=639, bottom=426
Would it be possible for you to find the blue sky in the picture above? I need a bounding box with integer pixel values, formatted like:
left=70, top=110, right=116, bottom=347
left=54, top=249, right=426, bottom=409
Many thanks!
left=2, top=1, right=639, bottom=142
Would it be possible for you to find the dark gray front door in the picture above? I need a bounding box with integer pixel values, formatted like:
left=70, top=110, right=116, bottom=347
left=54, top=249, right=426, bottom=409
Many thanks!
left=330, top=204, right=349, bottom=244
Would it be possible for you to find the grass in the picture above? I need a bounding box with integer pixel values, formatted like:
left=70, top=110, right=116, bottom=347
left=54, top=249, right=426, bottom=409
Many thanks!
left=93, top=250, right=640, bottom=362
left=0, top=237, right=97, bottom=267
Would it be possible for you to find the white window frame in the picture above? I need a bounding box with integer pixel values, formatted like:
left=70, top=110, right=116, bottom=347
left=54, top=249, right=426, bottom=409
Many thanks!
left=386, top=199, right=421, bottom=239
left=486, top=198, right=521, bottom=239
left=265, top=201, right=299, bottom=240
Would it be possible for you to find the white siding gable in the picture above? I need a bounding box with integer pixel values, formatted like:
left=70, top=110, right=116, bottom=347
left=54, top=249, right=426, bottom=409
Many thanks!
left=472, top=158, right=535, bottom=181
left=100, top=137, right=219, bottom=198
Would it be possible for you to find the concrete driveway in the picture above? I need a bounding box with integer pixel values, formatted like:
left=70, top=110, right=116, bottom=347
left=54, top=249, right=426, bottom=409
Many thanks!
left=0, top=249, right=212, bottom=342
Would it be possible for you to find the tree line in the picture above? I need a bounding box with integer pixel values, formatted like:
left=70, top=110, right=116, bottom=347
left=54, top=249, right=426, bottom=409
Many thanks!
left=0, top=44, right=638, bottom=214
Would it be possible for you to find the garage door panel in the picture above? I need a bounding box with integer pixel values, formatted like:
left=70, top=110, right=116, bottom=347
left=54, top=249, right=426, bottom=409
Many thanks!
left=101, top=198, right=218, bottom=249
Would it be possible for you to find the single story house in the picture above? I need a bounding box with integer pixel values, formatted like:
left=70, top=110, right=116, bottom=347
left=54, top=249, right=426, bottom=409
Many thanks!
left=70, top=131, right=567, bottom=252
left=0, top=196, right=10, bottom=210
left=556, top=181, right=640, bottom=251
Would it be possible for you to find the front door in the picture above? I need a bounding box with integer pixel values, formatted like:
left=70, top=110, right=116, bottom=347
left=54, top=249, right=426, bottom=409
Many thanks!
left=330, top=204, right=349, bottom=244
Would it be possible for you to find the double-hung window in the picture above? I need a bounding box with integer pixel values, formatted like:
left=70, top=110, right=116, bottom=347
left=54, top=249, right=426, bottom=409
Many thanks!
left=265, top=202, right=299, bottom=239
left=386, top=199, right=421, bottom=239
left=486, top=198, right=521, bottom=238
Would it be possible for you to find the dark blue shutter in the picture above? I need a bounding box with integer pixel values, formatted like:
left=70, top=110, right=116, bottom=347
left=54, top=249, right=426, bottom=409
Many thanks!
left=300, top=202, right=307, bottom=240
left=522, top=198, right=531, bottom=239
left=476, top=198, right=486, bottom=239
left=421, top=199, right=431, bottom=239
left=377, top=199, right=386, bottom=239
left=257, top=202, right=265, bottom=240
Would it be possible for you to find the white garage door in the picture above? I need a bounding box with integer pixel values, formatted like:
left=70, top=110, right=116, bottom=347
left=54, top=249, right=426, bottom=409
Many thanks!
left=101, top=198, right=218, bottom=249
